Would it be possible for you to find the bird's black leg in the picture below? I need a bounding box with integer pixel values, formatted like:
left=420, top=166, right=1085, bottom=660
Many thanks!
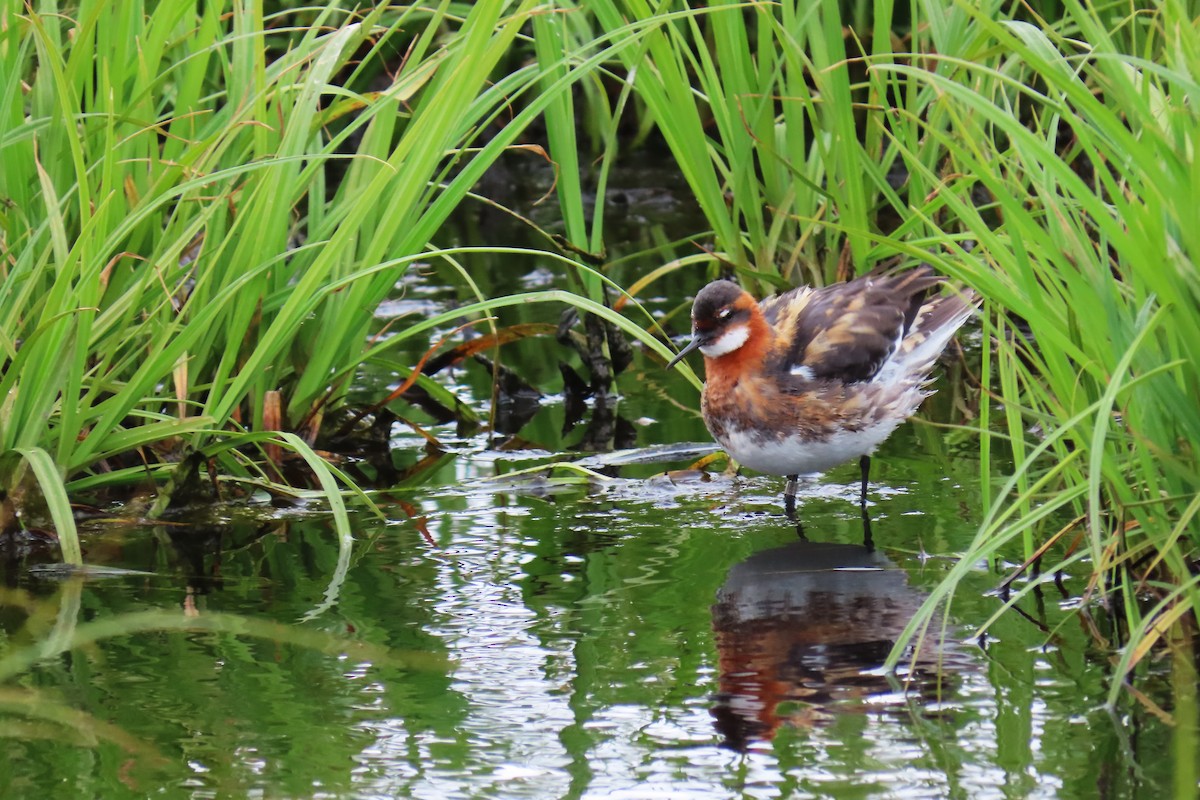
left=858, top=455, right=870, bottom=509
left=783, top=475, right=805, bottom=539
left=783, top=475, right=799, bottom=518
left=859, top=455, right=873, bottom=549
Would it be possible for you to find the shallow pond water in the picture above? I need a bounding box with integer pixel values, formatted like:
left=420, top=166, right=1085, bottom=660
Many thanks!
left=1, top=161, right=1192, bottom=798
left=0, top=357, right=1185, bottom=798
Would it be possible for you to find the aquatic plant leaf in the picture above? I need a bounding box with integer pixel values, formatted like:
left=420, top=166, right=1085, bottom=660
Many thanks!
left=4, top=447, right=81, bottom=566
left=424, top=323, right=559, bottom=375
left=572, top=443, right=722, bottom=469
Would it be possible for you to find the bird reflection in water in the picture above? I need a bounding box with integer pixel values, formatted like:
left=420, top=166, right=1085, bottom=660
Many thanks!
left=711, top=537, right=955, bottom=750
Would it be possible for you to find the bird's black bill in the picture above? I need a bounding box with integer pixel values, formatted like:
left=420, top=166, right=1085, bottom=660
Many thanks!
left=665, top=335, right=703, bottom=369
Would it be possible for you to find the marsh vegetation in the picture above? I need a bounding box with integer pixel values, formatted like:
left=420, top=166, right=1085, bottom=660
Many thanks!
left=1, top=1, right=1197, bottom=795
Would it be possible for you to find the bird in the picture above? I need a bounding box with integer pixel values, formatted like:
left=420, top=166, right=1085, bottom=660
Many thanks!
left=666, top=265, right=975, bottom=523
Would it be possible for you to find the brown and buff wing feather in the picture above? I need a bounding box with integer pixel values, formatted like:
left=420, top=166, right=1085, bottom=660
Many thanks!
left=762, top=266, right=944, bottom=384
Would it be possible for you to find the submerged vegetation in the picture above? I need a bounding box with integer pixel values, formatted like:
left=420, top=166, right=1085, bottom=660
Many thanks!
left=1, top=0, right=1197, bottom=714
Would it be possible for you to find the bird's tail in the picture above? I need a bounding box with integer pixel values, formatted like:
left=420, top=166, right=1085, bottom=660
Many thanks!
left=891, top=288, right=978, bottom=379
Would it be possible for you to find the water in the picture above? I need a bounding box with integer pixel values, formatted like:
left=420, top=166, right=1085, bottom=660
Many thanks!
left=0, top=359, right=1186, bottom=797
left=0, top=163, right=1192, bottom=797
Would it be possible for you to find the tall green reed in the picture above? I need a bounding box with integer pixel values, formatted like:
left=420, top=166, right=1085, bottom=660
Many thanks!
left=0, top=0, right=689, bottom=563
left=0, top=2, right=502, bottom=555
left=579, top=0, right=1003, bottom=291
left=868, top=3, right=1200, bottom=687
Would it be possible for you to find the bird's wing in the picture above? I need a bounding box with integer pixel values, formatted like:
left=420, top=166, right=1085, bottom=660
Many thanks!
left=763, top=268, right=943, bottom=384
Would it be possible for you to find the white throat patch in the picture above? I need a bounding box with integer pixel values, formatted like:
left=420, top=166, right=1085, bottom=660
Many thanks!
left=698, top=324, right=750, bottom=358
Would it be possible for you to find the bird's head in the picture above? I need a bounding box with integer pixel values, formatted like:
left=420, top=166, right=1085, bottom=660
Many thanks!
left=666, top=280, right=757, bottom=367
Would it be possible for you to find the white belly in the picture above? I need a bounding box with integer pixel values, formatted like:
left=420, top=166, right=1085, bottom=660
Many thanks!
left=715, top=420, right=903, bottom=476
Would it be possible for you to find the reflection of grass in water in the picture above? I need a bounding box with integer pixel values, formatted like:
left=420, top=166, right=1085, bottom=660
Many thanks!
left=0, top=581, right=441, bottom=766
left=0, top=686, right=165, bottom=759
